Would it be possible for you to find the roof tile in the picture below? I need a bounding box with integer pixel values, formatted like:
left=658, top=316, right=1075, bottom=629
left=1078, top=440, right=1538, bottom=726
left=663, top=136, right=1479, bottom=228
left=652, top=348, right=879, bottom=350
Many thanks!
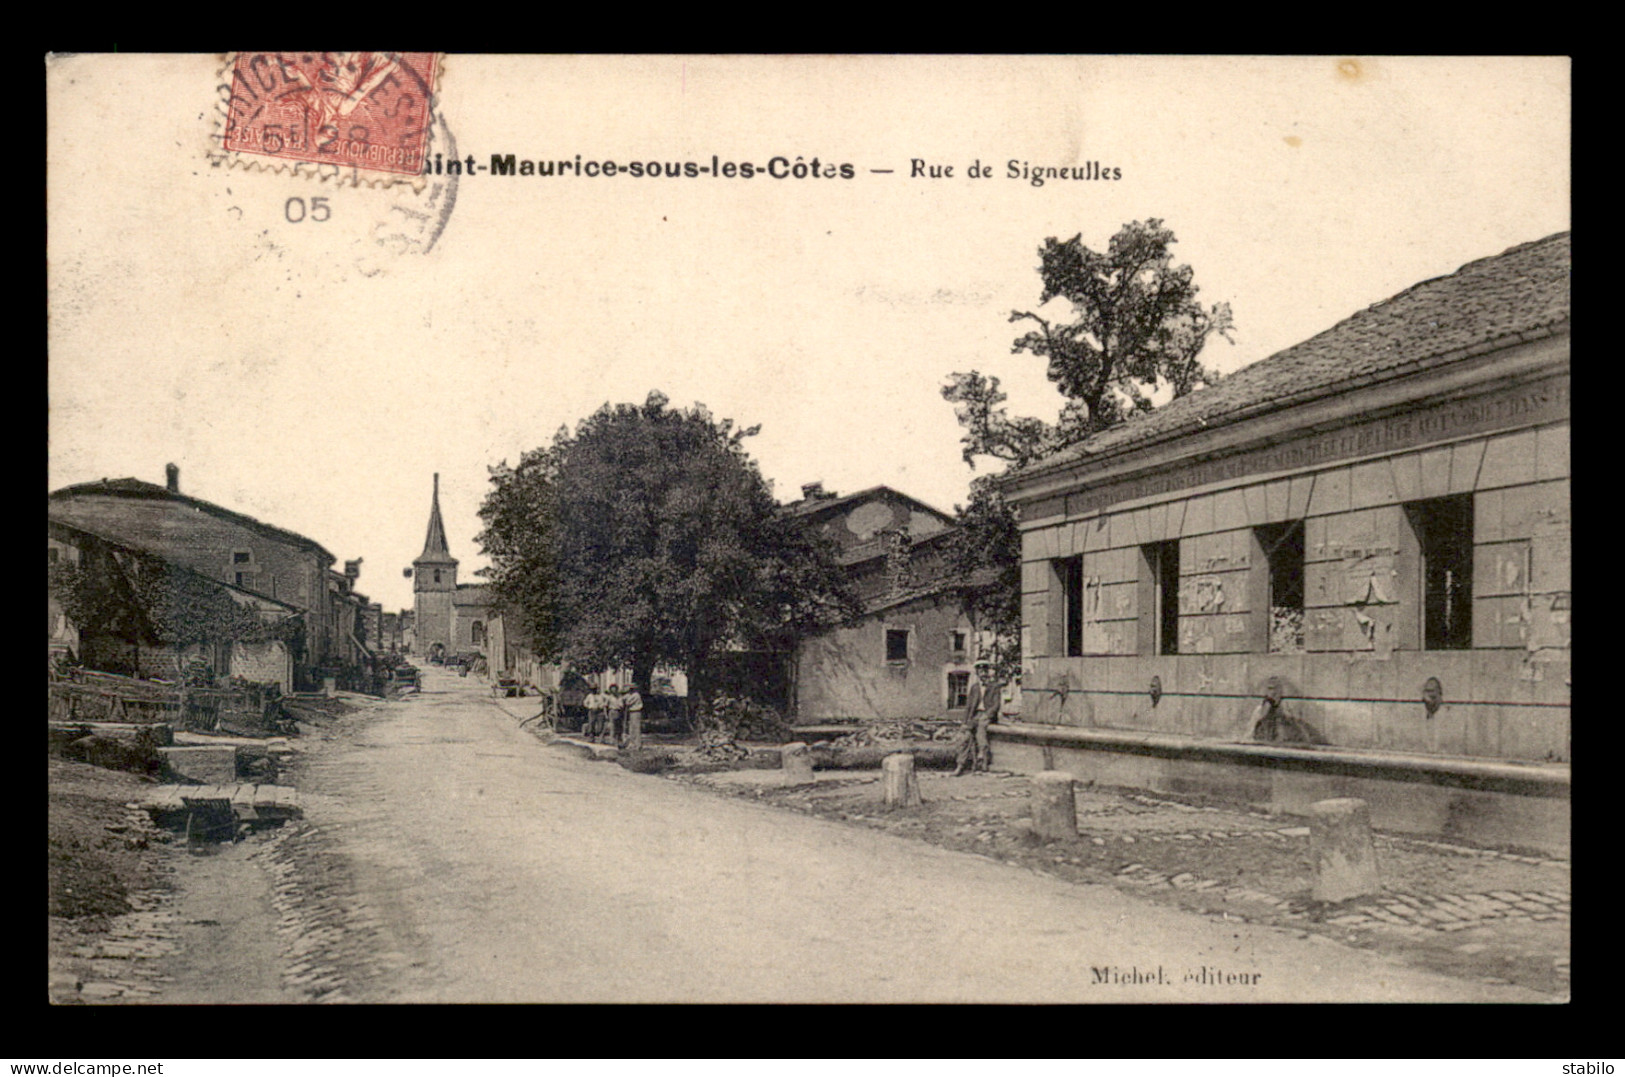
left=1021, top=232, right=1570, bottom=475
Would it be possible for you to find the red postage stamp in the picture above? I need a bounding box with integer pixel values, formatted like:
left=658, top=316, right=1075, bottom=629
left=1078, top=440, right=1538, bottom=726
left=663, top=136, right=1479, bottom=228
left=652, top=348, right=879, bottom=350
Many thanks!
left=220, top=52, right=440, bottom=178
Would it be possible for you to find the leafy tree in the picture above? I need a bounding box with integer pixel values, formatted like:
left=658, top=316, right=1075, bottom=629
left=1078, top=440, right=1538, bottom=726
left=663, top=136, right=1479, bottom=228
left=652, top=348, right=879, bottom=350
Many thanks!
left=477, top=391, right=860, bottom=713
left=943, top=220, right=1234, bottom=675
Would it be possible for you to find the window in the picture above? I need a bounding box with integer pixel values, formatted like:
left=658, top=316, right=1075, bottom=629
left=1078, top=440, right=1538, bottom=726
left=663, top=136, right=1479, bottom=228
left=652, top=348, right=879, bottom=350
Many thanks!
left=471, top=621, right=485, bottom=646
left=1060, top=555, right=1084, bottom=657
left=885, top=628, right=909, bottom=662
left=1139, top=540, right=1180, bottom=655
left=1256, top=520, right=1305, bottom=653
left=48, top=547, right=59, bottom=564
left=235, top=572, right=249, bottom=587
left=950, top=630, right=967, bottom=655
left=947, top=671, right=970, bottom=708
left=233, top=551, right=252, bottom=565
left=1406, top=494, right=1473, bottom=650
left=433, top=569, right=442, bottom=584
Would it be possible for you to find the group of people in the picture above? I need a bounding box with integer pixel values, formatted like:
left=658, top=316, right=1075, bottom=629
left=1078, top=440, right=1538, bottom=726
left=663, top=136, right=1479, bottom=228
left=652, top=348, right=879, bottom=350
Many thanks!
left=581, top=683, right=644, bottom=746
left=572, top=664, right=1001, bottom=767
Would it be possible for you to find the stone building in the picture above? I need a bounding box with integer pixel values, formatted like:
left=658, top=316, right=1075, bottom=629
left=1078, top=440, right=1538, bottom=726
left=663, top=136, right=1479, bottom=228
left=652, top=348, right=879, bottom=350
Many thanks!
left=49, top=465, right=347, bottom=687
left=48, top=515, right=301, bottom=690
left=994, top=233, right=1570, bottom=853
left=787, top=484, right=980, bottom=723
left=410, top=474, right=494, bottom=660
left=410, top=474, right=458, bottom=660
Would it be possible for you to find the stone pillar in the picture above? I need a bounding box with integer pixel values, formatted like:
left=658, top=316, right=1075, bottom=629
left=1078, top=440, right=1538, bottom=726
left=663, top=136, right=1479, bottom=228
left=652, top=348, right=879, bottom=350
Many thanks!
left=780, top=741, right=814, bottom=785
left=882, top=752, right=922, bottom=808
left=1308, top=797, right=1380, bottom=903
left=1032, top=770, right=1078, bottom=841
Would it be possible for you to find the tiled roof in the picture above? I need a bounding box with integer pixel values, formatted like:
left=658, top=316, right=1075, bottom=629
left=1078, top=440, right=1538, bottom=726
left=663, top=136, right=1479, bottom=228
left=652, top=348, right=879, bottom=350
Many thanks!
left=1017, top=231, right=1571, bottom=478
left=782, top=484, right=954, bottom=523
left=48, top=514, right=302, bottom=613
left=836, top=524, right=956, bottom=568
left=863, top=565, right=1001, bottom=616
left=48, top=478, right=336, bottom=563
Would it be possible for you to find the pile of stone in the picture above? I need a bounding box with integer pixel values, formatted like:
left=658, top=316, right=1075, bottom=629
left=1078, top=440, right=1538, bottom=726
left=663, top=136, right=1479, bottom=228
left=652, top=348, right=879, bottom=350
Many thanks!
left=828, top=720, right=965, bottom=750
left=692, top=728, right=749, bottom=764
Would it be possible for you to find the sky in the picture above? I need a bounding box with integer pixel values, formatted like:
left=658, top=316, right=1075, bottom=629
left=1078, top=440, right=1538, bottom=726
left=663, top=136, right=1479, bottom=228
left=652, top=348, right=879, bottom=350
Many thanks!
left=47, top=55, right=1570, bottom=613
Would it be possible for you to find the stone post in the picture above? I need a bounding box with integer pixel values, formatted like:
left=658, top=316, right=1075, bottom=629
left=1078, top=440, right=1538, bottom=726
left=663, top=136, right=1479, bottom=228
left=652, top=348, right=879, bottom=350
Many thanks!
left=780, top=741, right=814, bottom=785
left=1032, top=770, right=1078, bottom=841
left=882, top=752, right=922, bottom=808
left=1308, top=797, right=1380, bottom=903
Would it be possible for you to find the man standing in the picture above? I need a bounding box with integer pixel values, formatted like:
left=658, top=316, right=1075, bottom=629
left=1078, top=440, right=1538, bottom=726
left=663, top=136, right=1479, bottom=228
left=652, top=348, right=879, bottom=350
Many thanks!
left=601, top=685, right=617, bottom=747
left=620, top=683, right=645, bottom=750
left=953, top=660, right=1001, bottom=776
left=584, top=684, right=607, bottom=742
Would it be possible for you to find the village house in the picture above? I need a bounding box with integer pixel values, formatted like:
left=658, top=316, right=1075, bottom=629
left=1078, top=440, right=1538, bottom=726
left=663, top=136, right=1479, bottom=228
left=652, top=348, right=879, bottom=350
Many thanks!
left=786, top=484, right=983, bottom=724
left=49, top=465, right=359, bottom=689
left=48, top=515, right=302, bottom=691
left=993, top=232, right=1570, bottom=854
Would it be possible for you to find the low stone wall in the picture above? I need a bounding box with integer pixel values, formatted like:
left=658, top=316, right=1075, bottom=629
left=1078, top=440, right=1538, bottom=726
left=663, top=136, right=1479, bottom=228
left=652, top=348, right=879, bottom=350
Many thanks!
left=990, top=723, right=1569, bottom=858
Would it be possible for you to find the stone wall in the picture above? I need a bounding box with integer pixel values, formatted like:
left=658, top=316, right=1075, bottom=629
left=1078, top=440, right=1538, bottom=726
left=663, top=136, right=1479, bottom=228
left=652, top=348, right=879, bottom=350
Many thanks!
left=1019, top=417, right=1570, bottom=764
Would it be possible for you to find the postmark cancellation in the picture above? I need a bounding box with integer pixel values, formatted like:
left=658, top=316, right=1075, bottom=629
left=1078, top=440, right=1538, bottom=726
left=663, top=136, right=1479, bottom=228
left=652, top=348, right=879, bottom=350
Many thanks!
left=210, top=52, right=442, bottom=187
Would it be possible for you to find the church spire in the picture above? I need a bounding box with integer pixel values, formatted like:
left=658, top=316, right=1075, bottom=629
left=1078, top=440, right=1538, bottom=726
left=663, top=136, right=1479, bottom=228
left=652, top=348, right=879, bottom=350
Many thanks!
left=419, top=472, right=452, bottom=560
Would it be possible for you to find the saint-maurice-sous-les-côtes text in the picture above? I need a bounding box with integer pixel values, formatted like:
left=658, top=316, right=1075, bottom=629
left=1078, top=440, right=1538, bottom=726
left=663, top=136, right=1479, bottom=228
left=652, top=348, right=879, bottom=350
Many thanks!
left=426, top=153, right=1122, bottom=187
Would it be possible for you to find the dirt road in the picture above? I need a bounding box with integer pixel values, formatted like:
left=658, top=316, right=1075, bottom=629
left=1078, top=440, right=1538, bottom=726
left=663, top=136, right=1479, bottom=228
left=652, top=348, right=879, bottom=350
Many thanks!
left=156, top=668, right=1548, bottom=1003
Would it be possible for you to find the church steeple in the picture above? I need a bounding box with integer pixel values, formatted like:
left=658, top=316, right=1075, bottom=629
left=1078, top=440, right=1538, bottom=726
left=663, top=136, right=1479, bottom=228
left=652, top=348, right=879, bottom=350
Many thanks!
left=412, top=473, right=457, bottom=656
left=420, top=472, right=452, bottom=560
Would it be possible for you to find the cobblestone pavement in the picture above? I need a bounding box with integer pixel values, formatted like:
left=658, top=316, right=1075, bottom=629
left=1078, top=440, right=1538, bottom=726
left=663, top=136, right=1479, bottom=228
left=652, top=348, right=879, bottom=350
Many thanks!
left=48, top=803, right=182, bottom=1005
left=679, top=767, right=1570, bottom=997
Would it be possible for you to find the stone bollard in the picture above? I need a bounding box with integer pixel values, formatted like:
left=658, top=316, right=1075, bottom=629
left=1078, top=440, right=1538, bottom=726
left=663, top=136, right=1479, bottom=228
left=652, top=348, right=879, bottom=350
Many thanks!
left=780, top=742, right=815, bottom=785
left=1308, top=797, right=1380, bottom=903
left=882, top=752, right=922, bottom=808
left=1031, top=771, right=1078, bottom=841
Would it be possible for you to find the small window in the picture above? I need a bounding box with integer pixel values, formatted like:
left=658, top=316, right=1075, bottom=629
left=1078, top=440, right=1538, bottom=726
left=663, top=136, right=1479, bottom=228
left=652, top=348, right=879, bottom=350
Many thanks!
left=233, top=551, right=252, bottom=565
left=1059, top=555, right=1084, bottom=657
left=1257, top=520, right=1305, bottom=653
left=235, top=572, right=249, bottom=587
left=885, top=628, right=909, bottom=662
left=1406, top=494, right=1473, bottom=650
left=48, top=547, right=59, bottom=564
left=947, top=671, right=970, bottom=708
left=1140, top=540, right=1180, bottom=655
left=950, top=630, right=967, bottom=655
left=433, top=569, right=442, bottom=584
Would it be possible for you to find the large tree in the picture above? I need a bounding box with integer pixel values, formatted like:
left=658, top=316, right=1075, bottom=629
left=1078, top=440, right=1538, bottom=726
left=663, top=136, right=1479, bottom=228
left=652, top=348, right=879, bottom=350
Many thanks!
left=943, top=220, right=1234, bottom=675
left=477, top=391, right=859, bottom=720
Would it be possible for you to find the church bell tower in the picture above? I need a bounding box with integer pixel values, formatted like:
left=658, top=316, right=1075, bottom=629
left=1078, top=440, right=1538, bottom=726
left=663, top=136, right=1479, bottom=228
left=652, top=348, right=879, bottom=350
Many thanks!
left=412, top=473, right=458, bottom=657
